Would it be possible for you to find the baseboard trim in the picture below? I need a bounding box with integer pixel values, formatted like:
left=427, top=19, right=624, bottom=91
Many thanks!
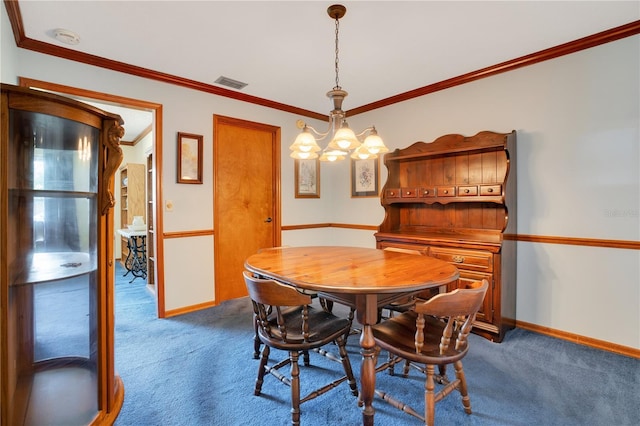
left=515, top=320, right=639, bottom=359
left=164, top=300, right=218, bottom=318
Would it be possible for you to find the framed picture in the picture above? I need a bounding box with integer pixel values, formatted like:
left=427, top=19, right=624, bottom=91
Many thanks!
left=351, top=157, right=379, bottom=197
left=177, top=132, right=203, bottom=184
left=295, top=158, right=320, bottom=198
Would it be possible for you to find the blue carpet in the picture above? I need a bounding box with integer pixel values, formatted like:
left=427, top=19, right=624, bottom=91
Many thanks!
left=113, top=264, right=639, bottom=425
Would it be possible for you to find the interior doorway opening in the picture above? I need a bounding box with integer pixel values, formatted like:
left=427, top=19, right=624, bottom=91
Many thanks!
left=17, top=77, right=165, bottom=318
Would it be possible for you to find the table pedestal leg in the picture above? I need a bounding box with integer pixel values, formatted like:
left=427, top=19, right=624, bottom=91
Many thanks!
left=360, top=323, right=376, bottom=426
left=356, top=293, right=379, bottom=425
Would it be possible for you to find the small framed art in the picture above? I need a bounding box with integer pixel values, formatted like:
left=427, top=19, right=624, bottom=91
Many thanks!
left=177, top=132, right=203, bottom=184
left=351, top=157, right=379, bottom=197
left=295, top=158, right=320, bottom=198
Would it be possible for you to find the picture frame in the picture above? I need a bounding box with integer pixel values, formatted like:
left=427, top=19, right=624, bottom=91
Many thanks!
left=294, top=158, right=320, bottom=198
left=351, top=157, right=379, bottom=197
left=177, top=132, right=203, bottom=184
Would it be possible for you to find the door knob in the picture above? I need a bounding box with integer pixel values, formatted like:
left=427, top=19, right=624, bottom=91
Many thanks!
left=264, top=217, right=272, bottom=223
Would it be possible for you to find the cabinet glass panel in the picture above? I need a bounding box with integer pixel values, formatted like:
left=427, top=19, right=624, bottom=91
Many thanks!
left=10, top=109, right=99, bottom=192
left=7, top=108, right=100, bottom=425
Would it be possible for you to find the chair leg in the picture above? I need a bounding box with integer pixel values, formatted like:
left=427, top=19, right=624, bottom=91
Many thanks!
left=402, top=359, right=411, bottom=377
left=319, top=298, right=334, bottom=312
left=336, top=335, right=359, bottom=396
left=436, top=364, right=448, bottom=384
left=255, top=346, right=270, bottom=395
left=425, top=364, right=436, bottom=426
left=454, top=360, right=472, bottom=414
left=290, top=351, right=301, bottom=426
left=387, top=351, right=396, bottom=376
left=253, top=318, right=261, bottom=359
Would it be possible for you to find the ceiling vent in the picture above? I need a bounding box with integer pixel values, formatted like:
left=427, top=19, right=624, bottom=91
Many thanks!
left=51, top=28, right=80, bottom=45
left=214, top=76, right=248, bottom=90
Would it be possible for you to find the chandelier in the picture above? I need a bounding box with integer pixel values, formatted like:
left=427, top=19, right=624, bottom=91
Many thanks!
left=289, top=4, right=388, bottom=162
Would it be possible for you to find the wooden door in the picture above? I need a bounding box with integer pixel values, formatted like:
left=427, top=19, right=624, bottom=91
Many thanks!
left=213, top=115, right=281, bottom=302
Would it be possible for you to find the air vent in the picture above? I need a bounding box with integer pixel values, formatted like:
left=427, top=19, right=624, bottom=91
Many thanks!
left=214, top=76, right=248, bottom=90
left=52, top=28, right=80, bottom=45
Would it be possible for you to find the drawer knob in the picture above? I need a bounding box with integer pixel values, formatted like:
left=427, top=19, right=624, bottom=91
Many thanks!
left=452, top=255, right=465, bottom=263
left=443, top=190, right=448, bottom=194
left=464, top=189, right=470, bottom=193
left=487, top=188, right=494, bottom=193
left=389, top=191, right=395, bottom=196
left=406, top=191, right=411, bottom=195
left=424, top=190, right=429, bottom=195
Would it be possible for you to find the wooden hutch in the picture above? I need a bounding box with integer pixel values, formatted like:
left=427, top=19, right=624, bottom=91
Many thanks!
left=118, top=162, right=145, bottom=267
left=1, top=84, right=125, bottom=424
left=375, top=131, right=517, bottom=342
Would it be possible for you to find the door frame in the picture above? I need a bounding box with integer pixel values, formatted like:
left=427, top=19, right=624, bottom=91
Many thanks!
left=18, top=77, right=166, bottom=317
left=212, top=114, right=281, bottom=302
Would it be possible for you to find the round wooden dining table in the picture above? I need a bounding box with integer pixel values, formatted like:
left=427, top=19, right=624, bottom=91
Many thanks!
left=244, top=246, right=459, bottom=425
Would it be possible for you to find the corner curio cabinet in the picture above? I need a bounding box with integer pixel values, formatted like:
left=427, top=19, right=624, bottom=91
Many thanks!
left=375, top=131, right=517, bottom=342
left=1, top=84, right=125, bottom=424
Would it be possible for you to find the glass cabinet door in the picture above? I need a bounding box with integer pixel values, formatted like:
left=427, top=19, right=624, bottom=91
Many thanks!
left=2, top=84, right=124, bottom=426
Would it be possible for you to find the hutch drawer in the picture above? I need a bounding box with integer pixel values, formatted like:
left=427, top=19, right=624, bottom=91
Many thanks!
left=436, top=186, right=456, bottom=197
left=420, top=187, right=436, bottom=197
left=458, top=185, right=478, bottom=196
left=480, top=184, right=501, bottom=196
left=384, top=188, right=401, bottom=198
left=401, top=188, right=419, bottom=198
left=429, top=246, right=493, bottom=272
left=377, top=240, right=429, bottom=255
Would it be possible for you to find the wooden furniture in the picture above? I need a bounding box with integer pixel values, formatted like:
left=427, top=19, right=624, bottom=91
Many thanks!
left=249, top=246, right=334, bottom=359
left=372, top=280, right=489, bottom=426
left=243, top=271, right=358, bottom=426
left=116, top=229, right=147, bottom=283
left=119, top=162, right=145, bottom=268
left=244, top=246, right=459, bottom=426
left=381, top=247, right=442, bottom=317
left=146, top=152, right=155, bottom=290
left=1, top=84, right=125, bottom=425
left=375, top=130, right=517, bottom=342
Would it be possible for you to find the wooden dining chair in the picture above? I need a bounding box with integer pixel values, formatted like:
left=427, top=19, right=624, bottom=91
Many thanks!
left=243, top=271, right=358, bottom=426
left=250, top=247, right=333, bottom=358
left=371, top=279, right=489, bottom=426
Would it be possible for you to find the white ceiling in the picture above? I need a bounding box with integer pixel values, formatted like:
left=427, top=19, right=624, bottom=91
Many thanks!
left=15, top=1, right=639, bottom=138
left=82, top=101, right=153, bottom=143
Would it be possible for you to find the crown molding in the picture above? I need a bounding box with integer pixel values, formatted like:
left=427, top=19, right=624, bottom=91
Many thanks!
left=4, top=1, right=639, bottom=119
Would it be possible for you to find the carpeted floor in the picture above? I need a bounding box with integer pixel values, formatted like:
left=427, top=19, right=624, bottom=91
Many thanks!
left=113, top=264, right=639, bottom=425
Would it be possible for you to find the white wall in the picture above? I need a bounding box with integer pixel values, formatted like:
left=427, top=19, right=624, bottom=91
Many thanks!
left=345, top=35, right=640, bottom=348
left=2, top=6, right=638, bottom=348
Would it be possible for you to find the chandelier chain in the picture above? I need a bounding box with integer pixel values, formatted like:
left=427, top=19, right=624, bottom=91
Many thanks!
left=334, top=16, right=340, bottom=90
left=289, top=5, right=388, bottom=162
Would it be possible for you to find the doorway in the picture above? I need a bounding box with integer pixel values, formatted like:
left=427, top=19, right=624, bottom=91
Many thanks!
left=18, top=77, right=165, bottom=317
left=213, top=115, right=281, bottom=303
